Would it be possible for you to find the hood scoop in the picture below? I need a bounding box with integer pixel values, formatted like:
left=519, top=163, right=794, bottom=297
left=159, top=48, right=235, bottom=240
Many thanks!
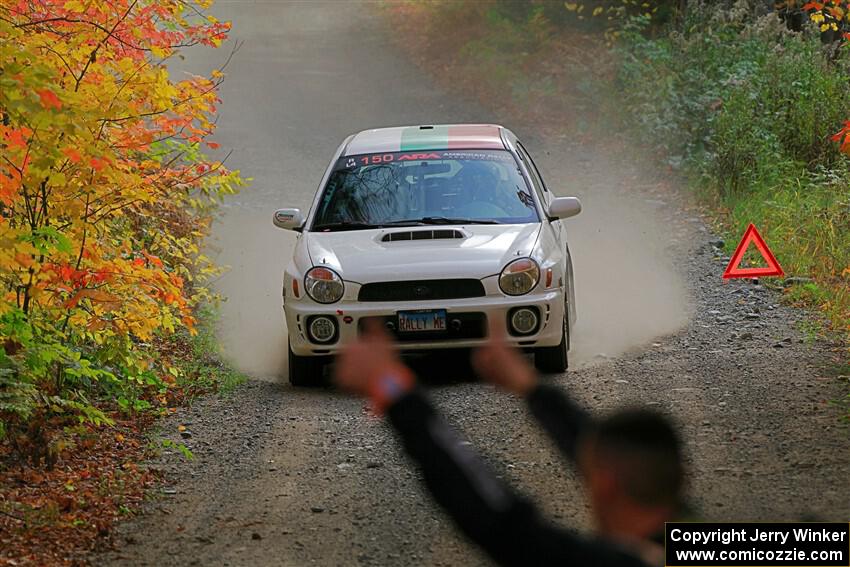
left=381, top=229, right=467, bottom=242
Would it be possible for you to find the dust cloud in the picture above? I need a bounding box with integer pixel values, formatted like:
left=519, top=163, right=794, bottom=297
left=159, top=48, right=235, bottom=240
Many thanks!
left=569, top=195, right=690, bottom=366
left=206, top=205, right=293, bottom=380
left=539, top=141, right=691, bottom=367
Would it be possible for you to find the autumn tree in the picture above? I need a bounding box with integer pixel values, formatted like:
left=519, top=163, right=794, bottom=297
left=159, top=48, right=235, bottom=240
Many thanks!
left=0, top=0, right=243, bottom=445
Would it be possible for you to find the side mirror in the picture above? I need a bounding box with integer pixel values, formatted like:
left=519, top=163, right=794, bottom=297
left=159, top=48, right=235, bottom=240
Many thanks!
left=548, top=197, right=582, bottom=220
left=273, top=208, right=304, bottom=231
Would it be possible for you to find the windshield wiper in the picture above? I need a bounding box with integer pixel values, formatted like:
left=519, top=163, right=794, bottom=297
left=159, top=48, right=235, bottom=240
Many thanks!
left=315, top=217, right=500, bottom=231
left=384, top=216, right=499, bottom=226
left=312, top=221, right=381, bottom=232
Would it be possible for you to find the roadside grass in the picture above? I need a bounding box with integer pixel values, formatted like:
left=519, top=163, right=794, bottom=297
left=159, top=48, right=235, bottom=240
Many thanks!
left=615, top=7, right=850, bottom=349
left=174, top=303, right=247, bottom=399
left=797, top=317, right=828, bottom=345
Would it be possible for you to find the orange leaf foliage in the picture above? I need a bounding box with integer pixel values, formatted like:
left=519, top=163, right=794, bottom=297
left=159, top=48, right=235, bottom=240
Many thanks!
left=0, top=0, right=245, bottom=442
left=36, top=88, right=62, bottom=109
left=61, top=146, right=82, bottom=162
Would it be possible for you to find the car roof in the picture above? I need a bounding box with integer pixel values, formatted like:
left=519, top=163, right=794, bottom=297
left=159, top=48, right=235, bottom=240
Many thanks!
left=343, top=124, right=507, bottom=156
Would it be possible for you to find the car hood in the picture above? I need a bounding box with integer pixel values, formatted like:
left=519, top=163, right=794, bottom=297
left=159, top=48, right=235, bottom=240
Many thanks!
left=304, top=224, right=541, bottom=283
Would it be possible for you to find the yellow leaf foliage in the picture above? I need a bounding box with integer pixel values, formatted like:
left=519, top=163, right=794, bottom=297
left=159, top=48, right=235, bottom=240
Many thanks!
left=0, top=1, right=244, bottom=383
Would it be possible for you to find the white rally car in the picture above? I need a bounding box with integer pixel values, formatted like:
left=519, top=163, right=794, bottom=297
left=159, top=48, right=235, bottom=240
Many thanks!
left=273, top=124, right=581, bottom=386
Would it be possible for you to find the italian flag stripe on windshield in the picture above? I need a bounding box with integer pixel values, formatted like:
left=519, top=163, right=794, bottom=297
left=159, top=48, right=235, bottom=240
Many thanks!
left=400, top=126, right=449, bottom=151
left=398, top=125, right=503, bottom=151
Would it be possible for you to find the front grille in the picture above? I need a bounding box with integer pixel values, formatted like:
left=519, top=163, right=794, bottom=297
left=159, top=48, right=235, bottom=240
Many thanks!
left=358, top=279, right=485, bottom=302
left=359, top=313, right=487, bottom=342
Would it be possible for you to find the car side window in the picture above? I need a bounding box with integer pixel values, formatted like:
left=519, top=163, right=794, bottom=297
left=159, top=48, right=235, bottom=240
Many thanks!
left=517, top=142, right=548, bottom=196
left=515, top=143, right=547, bottom=209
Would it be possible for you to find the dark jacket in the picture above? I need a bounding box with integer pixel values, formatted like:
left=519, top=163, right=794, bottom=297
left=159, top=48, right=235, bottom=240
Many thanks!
left=386, top=384, right=651, bottom=567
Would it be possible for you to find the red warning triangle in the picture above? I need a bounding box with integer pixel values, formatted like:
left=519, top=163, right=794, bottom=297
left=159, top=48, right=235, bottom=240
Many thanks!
left=723, top=223, right=784, bottom=279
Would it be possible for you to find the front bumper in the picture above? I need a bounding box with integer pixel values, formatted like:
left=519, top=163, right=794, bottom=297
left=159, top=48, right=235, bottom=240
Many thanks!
left=285, top=290, right=566, bottom=357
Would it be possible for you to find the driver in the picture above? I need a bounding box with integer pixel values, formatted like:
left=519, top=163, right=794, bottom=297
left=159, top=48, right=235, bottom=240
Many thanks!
left=455, top=160, right=500, bottom=206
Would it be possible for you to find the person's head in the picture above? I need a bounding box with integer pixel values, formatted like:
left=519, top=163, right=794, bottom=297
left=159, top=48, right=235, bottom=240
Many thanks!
left=456, top=161, right=498, bottom=202
left=578, top=408, right=685, bottom=539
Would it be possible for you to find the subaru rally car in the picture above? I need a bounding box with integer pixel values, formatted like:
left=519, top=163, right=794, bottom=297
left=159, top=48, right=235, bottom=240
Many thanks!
left=273, top=124, right=581, bottom=386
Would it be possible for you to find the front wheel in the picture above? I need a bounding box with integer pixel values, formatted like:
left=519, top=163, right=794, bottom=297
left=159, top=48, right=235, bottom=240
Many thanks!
left=288, top=342, right=326, bottom=387
left=534, top=314, right=569, bottom=374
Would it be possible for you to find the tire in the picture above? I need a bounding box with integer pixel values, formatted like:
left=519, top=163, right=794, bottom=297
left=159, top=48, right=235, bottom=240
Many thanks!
left=534, top=311, right=569, bottom=374
left=288, top=342, right=325, bottom=387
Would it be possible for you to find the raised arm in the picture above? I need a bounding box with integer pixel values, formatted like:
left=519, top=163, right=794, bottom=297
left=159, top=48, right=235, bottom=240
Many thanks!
left=526, top=383, right=593, bottom=464
left=472, top=321, right=594, bottom=465
left=386, top=387, right=587, bottom=565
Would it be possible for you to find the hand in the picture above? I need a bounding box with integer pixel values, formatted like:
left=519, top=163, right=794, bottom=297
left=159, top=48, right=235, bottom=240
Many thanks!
left=472, top=318, right=537, bottom=396
left=334, top=320, right=414, bottom=413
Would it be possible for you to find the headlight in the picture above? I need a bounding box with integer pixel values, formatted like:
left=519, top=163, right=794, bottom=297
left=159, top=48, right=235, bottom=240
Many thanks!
left=499, top=258, right=540, bottom=296
left=304, top=267, right=344, bottom=304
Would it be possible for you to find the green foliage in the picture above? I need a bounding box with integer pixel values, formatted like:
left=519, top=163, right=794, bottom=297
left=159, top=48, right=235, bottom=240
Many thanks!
left=161, top=438, right=194, bottom=461
left=0, top=297, right=244, bottom=465
left=0, top=305, right=117, bottom=428
left=787, top=281, right=830, bottom=304
left=617, top=8, right=850, bottom=180
left=0, top=363, right=36, bottom=436
left=615, top=2, right=850, bottom=341
left=177, top=304, right=246, bottom=396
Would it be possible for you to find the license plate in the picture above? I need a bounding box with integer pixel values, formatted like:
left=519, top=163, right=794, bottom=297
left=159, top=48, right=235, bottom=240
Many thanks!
left=397, top=309, right=447, bottom=333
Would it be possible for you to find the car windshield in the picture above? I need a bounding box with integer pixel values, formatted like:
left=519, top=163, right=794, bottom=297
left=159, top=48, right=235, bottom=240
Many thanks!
left=311, top=149, right=538, bottom=231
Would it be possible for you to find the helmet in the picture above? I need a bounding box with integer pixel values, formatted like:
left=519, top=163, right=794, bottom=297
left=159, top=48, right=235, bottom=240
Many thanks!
left=456, top=161, right=499, bottom=203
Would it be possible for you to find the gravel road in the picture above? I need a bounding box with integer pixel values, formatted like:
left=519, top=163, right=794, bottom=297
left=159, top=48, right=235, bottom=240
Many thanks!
left=97, top=2, right=849, bottom=566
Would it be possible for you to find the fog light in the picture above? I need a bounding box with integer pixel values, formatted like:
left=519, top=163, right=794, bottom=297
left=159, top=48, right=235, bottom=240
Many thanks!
left=509, top=307, right=538, bottom=336
left=308, top=316, right=337, bottom=343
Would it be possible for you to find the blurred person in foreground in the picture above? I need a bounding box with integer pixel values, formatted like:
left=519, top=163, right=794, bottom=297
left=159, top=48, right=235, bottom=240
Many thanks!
left=335, top=321, right=686, bottom=567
